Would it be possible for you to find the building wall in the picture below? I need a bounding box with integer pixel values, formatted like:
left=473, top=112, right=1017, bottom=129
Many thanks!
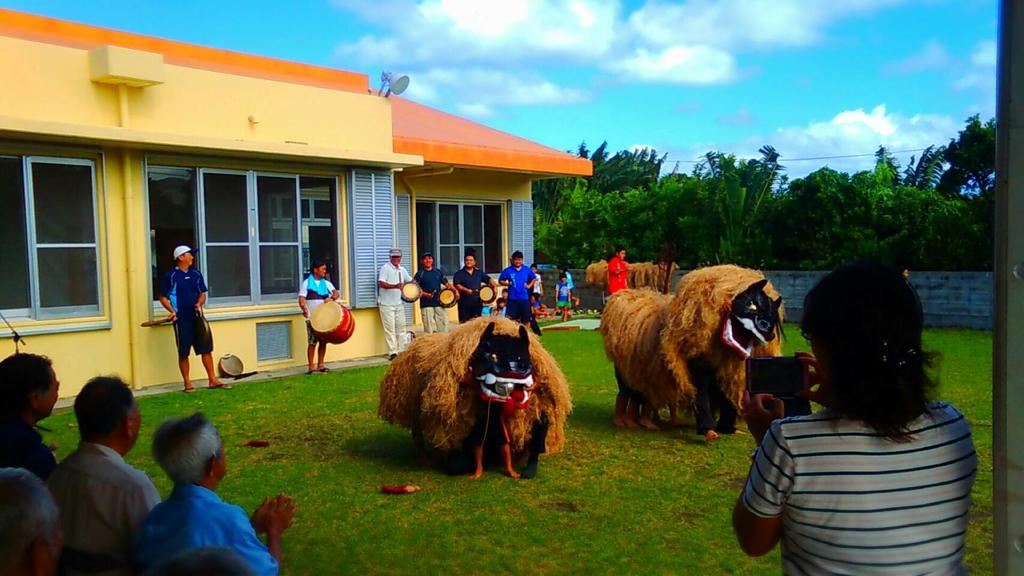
left=0, top=36, right=394, bottom=154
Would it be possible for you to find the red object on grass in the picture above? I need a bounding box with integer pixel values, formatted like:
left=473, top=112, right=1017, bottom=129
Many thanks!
left=380, top=484, right=421, bottom=494
left=242, top=440, right=270, bottom=448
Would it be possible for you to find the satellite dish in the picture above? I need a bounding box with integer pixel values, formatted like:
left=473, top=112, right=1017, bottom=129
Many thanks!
left=389, top=75, right=410, bottom=97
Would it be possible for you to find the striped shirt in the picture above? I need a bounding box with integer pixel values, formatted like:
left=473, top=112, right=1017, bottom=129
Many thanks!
left=742, top=402, right=976, bottom=575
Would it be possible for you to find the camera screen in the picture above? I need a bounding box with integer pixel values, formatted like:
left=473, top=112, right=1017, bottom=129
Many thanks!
left=746, top=356, right=806, bottom=397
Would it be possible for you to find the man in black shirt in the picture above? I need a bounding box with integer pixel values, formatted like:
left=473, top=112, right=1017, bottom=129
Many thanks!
left=0, top=353, right=59, bottom=479
left=413, top=252, right=454, bottom=333
left=452, top=250, right=498, bottom=323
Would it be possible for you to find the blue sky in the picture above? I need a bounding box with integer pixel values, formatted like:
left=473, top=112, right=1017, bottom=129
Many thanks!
left=3, top=0, right=998, bottom=176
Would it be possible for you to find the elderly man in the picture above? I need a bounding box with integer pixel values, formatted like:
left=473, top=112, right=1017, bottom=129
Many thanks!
left=48, top=376, right=160, bottom=576
left=377, top=248, right=413, bottom=360
left=0, top=468, right=62, bottom=576
left=0, top=353, right=59, bottom=480
left=134, top=413, right=295, bottom=576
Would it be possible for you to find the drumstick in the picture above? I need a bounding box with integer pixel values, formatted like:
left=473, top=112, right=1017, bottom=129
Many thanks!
left=141, top=318, right=174, bottom=327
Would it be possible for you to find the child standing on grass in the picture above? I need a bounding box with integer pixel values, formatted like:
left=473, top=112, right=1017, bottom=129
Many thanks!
left=555, top=273, right=572, bottom=322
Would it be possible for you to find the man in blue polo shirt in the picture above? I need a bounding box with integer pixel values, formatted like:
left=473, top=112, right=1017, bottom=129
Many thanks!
left=498, top=250, right=537, bottom=326
left=158, top=245, right=226, bottom=393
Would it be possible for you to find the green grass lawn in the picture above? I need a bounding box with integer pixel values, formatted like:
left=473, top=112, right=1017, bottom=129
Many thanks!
left=41, top=327, right=993, bottom=575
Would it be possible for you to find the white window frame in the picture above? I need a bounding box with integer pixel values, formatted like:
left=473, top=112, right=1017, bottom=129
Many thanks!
left=1, top=155, right=103, bottom=319
left=198, top=168, right=253, bottom=306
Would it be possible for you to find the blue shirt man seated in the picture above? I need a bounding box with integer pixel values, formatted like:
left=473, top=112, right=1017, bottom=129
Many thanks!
left=134, top=413, right=295, bottom=576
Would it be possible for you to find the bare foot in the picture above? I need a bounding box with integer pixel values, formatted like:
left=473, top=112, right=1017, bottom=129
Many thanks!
left=612, top=415, right=627, bottom=428
left=506, top=468, right=521, bottom=479
left=704, top=430, right=719, bottom=443
left=669, top=417, right=686, bottom=428
left=639, top=418, right=661, bottom=431
left=623, top=418, right=641, bottom=429
left=469, top=468, right=484, bottom=480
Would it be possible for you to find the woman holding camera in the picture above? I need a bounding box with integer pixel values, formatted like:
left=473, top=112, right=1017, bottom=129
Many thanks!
left=733, top=262, right=977, bottom=575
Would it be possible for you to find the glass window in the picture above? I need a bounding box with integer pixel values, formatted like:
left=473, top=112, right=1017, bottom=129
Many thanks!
left=416, top=201, right=504, bottom=275
left=484, top=205, right=503, bottom=273
left=0, top=158, right=29, bottom=311
left=37, top=247, right=98, bottom=308
left=32, top=163, right=95, bottom=244
left=1, top=156, right=101, bottom=318
left=300, top=177, right=340, bottom=287
left=415, top=201, right=436, bottom=261
left=147, top=167, right=197, bottom=301
left=203, top=172, right=248, bottom=243
left=257, top=175, right=297, bottom=243
left=206, top=245, right=251, bottom=299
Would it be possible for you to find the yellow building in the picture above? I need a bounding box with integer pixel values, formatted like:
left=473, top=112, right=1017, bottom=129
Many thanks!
left=0, top=9, right=591, bottom=397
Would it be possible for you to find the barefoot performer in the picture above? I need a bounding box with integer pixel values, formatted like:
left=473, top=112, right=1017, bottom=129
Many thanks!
left=158, top=245, right=228, bottom=393
left=299, top=260, right=341, bottom=374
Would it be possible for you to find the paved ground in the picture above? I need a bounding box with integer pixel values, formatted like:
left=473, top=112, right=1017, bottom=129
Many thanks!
left=543, top=318, right=601, bottom=331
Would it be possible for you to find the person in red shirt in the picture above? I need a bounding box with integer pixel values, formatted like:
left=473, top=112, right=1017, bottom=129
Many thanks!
left=607, top=247, right=629, bottom=294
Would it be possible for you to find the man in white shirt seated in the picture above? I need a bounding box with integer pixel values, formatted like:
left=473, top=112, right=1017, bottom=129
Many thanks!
left=0, top=467, right=62, bottom=576
left=48, top=376, right=160, bottom=576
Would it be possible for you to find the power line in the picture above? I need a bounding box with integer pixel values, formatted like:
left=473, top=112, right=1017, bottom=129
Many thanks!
left=666, top=147, right=930, bottom=164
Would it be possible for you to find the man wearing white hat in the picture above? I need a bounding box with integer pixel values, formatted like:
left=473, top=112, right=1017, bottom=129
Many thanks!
left=158, top=246, right=227, bottom=392
left=377, top=248, right=413, bottom=360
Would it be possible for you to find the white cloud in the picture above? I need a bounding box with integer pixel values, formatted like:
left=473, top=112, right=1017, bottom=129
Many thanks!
left=404, top=68, right=591, bottom=118
left=883, top=40, right=950, bottom=75
left=672, top=104, right=958, bottom=177
left=605, top=45, right=738, bottom=85
left=333, top=0, right=621, bottom=67
left=716, top=108, right=758, bottom=127
left=626, top=0, right=905, bottom=52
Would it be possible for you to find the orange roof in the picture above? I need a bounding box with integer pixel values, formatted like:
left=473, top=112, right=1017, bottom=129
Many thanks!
left=0, top=8, right=592, bottom=177
left=391, top=98, right=591, bottom=176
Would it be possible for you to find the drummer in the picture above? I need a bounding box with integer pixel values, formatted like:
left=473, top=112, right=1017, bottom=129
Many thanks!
left=453, top=249, right=498, bottom=323
left=298, top=260, right=340, bottom=374
left=413, top=252, right=455, bottom=334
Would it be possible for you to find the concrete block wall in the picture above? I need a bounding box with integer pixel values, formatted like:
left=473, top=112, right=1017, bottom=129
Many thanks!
left=540, top=269, right=993, bottom=330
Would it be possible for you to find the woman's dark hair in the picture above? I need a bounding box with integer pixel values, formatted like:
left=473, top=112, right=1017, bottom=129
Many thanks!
left=0, top=353, right=54, bottom=416
left=800, top=262, right=934, bottom=439
left=74, top=376, right=135, bottom=441
left=310, top=260, right=326, bottom=273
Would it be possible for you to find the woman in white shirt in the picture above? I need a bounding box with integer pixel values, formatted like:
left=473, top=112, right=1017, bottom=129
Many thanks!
left=733, top=262, right=977, bottom=575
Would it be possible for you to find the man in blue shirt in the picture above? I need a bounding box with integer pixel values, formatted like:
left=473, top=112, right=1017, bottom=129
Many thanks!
left=498, top=251, right=537, bottom=326
left=135, top=413, right=295, bottom=576
left=158, top=245, right=226, bottom=393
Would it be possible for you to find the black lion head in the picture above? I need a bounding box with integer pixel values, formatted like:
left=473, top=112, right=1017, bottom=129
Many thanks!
left=472, top=322, right=534, bottom=403
left=728, top=279, right=783, bottom=348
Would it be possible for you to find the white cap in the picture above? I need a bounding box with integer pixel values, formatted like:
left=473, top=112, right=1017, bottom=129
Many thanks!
left=389, top=248, right=402, bottom=257
left=173, top=245, right=195, bottom=260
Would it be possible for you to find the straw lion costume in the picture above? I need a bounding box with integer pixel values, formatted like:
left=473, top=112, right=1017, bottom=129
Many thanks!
left=601, top=265, right=783, bottom=440
left=379, top=317, right=571, bottom=477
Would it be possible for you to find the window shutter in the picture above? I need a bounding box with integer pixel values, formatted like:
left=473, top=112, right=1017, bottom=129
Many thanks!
left=348, top=169, right=395, bottom=309
left=509, top=200, right=534, bottom=265
left=395, top=192, right=413, bottom=324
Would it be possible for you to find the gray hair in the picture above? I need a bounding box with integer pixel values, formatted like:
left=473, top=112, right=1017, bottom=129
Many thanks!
left=152, top=412, right=223, bottom=485
left=0, top=468, right=60, bottom=573
left=143, top=547, right=255, bottom=576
